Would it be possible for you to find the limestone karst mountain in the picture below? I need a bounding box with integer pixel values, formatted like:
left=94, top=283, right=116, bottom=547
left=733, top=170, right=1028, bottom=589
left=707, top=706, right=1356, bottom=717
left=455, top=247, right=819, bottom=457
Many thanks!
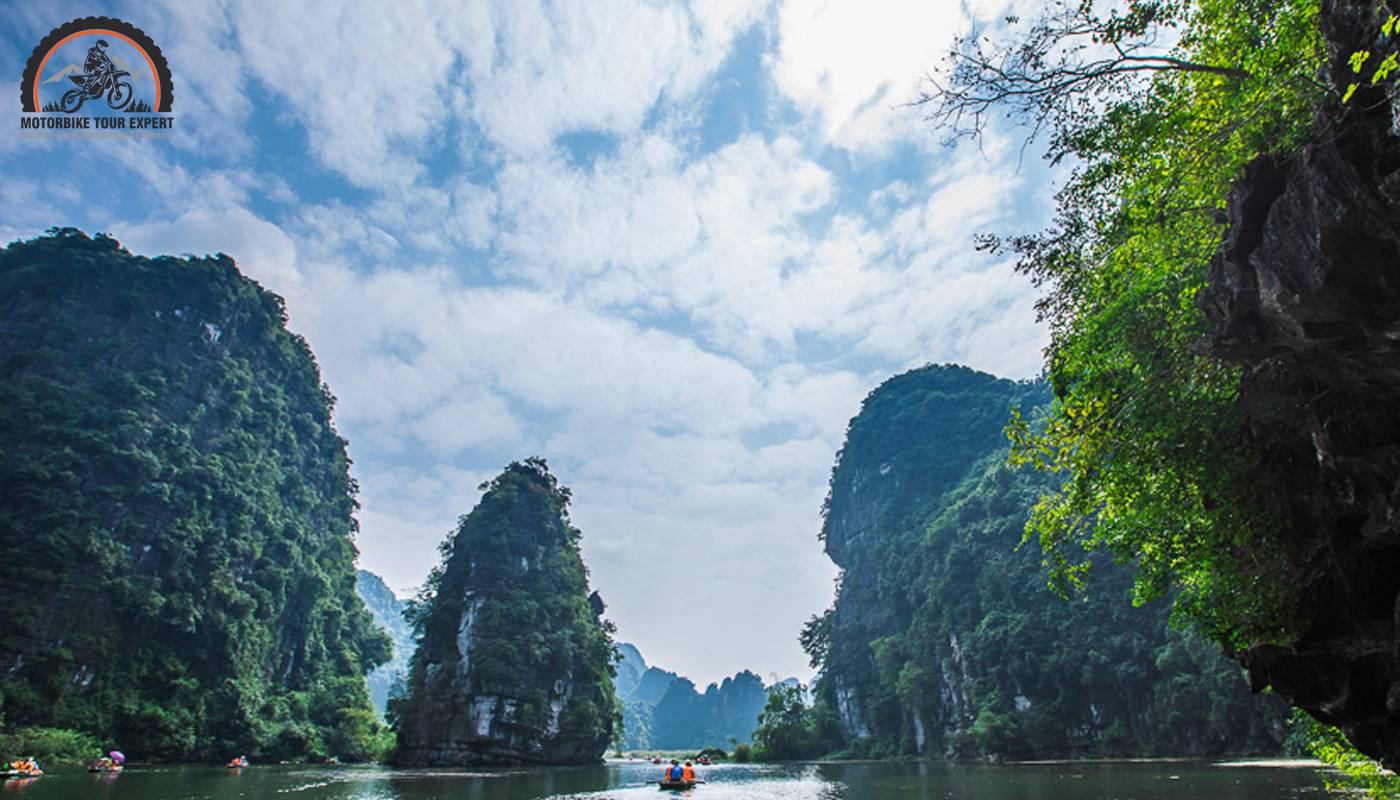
left=0, top=230, right=389, bottom=760
left=391, top=459, right=617, bottom=766
left=806, top=365, right=1288, bottom=759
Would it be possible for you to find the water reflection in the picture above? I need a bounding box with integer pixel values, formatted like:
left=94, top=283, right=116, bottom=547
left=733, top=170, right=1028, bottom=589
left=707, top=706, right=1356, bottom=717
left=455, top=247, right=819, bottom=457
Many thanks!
left=567, top=764, right=844, bottom=800
left=0, top=759, right=1345, bottom=799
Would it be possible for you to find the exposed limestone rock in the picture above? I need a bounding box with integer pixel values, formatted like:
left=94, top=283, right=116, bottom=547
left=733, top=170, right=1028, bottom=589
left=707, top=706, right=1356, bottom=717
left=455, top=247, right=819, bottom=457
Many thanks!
left=392, top=460, right=616, bottom=766
left=1200, top=0, right=1400, bottom=769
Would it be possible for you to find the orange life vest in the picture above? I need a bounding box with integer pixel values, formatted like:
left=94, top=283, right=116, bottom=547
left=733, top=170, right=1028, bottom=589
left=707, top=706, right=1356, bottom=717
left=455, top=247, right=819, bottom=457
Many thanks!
left=682, top=765, right=695, bottom=780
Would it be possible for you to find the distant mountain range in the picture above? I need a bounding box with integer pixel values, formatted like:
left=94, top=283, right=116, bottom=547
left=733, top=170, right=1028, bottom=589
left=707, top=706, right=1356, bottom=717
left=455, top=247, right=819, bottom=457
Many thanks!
left=614, top=642, right=796, bottom=750
left=355, top=570, right=415, bottom=717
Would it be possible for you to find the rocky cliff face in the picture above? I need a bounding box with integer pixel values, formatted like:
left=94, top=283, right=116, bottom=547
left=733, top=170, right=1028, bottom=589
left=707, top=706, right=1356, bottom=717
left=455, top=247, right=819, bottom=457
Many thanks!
left=392, top=459, right=616, bottom=766
left=809, top=365, right=1288, bottom=759
left=356, top=570, right=414, bottom=718
left=1199, top=0, right=1400, bottom=770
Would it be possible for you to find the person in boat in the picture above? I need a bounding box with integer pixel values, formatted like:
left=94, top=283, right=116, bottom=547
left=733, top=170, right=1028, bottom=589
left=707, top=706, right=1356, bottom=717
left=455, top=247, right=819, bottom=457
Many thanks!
left=682, top=761, right=696, bottom=781
left=663, top=759, right=683, bottom=782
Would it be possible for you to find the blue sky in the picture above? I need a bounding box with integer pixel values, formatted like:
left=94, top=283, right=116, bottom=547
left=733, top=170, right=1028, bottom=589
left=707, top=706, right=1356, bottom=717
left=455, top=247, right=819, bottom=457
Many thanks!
left=2, top=0, right=1056, bottom=685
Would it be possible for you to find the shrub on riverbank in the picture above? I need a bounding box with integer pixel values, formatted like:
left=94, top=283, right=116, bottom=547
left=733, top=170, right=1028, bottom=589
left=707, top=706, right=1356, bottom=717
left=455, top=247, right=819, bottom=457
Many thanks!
left=0, top=727, right=101, bottom=765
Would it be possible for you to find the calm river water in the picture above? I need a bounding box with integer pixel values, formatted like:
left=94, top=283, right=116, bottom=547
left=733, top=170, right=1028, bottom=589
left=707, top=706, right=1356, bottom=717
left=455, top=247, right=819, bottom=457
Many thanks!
left=0, top=759, right=1349, bottom=799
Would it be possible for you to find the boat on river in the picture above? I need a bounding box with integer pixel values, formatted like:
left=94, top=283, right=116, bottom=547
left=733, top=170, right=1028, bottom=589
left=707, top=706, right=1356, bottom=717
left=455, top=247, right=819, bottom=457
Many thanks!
left=1, top=770, right=42, bottom=780
left=658, top=779, right=699, bottom=790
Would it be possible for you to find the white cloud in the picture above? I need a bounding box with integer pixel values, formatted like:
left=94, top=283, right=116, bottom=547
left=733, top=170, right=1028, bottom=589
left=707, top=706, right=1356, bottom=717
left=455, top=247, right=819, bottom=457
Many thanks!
left=759, top=365, right=870, bottom=438
left=465, top=0, right=765, bottom=156
left=0, top=178, right=82, bottom=239
left=489, top=123, right=1044, bottom=378
left=112, top=206, right=306, bottom=306
left=553, top=426, right=841, bottom=684
left=493, top=133, right=834, bottom=358
left=772, top=0, right=966, bottom=150
left=150, top=2, right=255, bottom=155
left=225, top=0, right=765, bottom=185
left=411, top=391, right=523, bottom=456
left=306, top=267, right=766, bottom=438
left=230, top=0, right=478, bottom=188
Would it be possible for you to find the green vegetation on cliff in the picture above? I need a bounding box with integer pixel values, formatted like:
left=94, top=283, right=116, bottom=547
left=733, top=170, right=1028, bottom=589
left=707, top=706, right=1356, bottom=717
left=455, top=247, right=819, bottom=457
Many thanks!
left=392, top=459, right=617, bottom=765
left=802, top=365, right=1287, bottom=760
left=928, top=0, right=1325, bottom=643
left=0, top=229, right=390, bottom=761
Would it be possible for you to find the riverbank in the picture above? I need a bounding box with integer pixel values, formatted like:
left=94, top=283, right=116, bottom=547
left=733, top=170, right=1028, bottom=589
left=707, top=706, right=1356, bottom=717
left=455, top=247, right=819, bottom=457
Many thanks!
left=0, top=727, right=101, bottom=766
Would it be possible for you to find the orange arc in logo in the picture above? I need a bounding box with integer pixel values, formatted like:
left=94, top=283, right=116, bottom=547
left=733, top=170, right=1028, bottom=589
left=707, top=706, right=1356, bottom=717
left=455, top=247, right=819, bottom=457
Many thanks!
left=34, top=28, right=160, bottom=111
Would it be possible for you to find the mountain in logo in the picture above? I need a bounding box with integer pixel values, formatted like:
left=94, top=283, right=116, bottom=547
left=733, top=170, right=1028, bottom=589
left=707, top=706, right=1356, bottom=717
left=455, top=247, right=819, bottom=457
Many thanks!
left=41, top=54, right=150, bottom=87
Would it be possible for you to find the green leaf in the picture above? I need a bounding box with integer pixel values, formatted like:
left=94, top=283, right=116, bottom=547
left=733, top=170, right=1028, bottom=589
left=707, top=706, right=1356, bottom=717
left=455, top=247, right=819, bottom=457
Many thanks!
left=1370, top=51, right=1399, bottom=84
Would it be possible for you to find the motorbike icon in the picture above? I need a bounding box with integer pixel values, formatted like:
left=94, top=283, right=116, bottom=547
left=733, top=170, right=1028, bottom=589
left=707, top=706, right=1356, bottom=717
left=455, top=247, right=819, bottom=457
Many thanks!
left=60, top=70, right=133, bottom=113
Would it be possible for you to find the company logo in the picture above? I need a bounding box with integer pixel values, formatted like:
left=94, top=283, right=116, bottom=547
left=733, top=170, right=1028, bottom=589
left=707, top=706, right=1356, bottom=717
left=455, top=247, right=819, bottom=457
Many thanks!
left=19, top=16, right=174, bottom=135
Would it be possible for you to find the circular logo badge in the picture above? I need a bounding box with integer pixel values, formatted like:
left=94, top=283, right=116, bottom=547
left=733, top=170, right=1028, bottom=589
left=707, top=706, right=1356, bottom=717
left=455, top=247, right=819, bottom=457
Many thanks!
left=20, top=16, right=173, bottom=114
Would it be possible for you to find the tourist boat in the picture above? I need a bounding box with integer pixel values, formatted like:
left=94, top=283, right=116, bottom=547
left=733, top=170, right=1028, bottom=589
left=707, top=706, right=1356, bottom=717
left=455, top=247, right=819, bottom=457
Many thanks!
left=658, top=779, right=700, bottom=790
left=1, top=770, right=42, bottom=780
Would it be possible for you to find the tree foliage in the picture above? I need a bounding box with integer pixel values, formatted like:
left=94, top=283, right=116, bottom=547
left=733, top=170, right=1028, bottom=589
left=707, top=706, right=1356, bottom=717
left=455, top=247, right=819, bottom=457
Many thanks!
left=751, top=684, right=839, bottom=760
left=1286, top=710, right=1400, bottom=798
left=0, top=230, right=390, bottom=761
left=919, top=0, right=1328, bottom=645
left=806, top=366, right=1287, bottom=759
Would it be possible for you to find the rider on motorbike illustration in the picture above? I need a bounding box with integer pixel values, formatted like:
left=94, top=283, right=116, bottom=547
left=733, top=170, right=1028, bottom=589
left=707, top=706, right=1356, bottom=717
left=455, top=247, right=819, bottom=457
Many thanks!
left=60, top=38, right=134, bottom=112
left=82, top=39, right=116, bottom=92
